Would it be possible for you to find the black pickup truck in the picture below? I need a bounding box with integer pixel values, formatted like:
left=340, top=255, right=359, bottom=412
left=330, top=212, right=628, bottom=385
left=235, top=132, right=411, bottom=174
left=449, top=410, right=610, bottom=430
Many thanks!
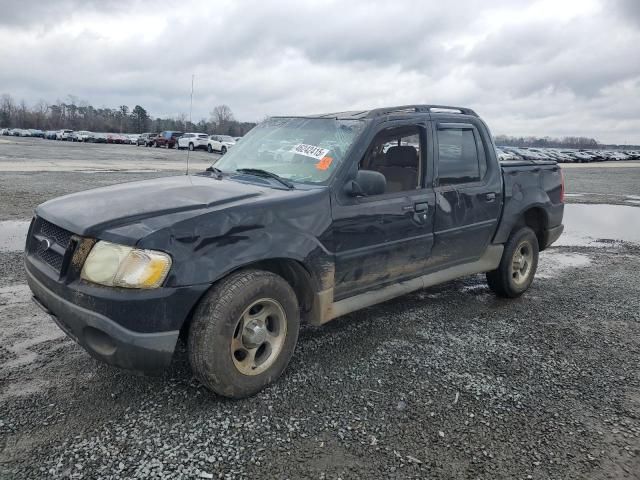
left=25, top=105, right=564, bottom=398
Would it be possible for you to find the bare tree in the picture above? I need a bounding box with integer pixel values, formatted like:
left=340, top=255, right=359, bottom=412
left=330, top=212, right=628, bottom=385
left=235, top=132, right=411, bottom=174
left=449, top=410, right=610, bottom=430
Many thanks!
left=0, top=94, right=16, bottom=126
left=33, top=100, right=48, bottom=129
left=210, top=104, right=235, bottom=131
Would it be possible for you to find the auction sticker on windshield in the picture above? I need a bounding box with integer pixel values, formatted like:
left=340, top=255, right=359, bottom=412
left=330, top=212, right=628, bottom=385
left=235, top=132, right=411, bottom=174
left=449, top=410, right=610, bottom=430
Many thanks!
left=291, top=144, right=330, bottom=160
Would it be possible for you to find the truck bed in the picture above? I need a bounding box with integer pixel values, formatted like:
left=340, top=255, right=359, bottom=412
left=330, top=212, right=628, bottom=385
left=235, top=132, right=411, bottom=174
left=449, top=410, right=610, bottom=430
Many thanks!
left=493, top=158, right=564, bottom=250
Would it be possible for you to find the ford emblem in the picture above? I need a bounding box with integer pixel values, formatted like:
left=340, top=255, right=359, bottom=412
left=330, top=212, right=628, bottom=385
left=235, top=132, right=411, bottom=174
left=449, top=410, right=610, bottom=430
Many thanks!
left=39, top=238, right=52, bottom=251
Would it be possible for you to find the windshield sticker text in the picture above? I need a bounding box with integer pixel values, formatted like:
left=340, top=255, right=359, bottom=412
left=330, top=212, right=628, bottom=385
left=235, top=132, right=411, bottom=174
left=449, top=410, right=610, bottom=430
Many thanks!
left=291, top=144, right=330, bottom=160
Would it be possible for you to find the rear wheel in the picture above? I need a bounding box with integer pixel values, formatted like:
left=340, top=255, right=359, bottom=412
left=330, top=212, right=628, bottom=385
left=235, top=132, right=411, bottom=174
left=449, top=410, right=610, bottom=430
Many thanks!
left=188, top=143, right=194, bottom=151
left=221, top=146, right=227, bottom=155
left=487, top=226, right=539, bottom=298
left=207, top=144, right=213, bottom=153
left=188, top=269, right=300, bottom=398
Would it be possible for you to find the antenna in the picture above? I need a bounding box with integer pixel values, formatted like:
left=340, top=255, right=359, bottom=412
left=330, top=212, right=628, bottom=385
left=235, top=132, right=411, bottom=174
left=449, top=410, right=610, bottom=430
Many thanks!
left=186, top=74, right=194, bottom=175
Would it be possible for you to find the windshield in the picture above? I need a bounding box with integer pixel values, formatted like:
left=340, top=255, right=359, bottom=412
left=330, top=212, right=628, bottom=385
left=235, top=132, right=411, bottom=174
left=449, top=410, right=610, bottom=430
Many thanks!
left=215, top=117, right=364, bottom=184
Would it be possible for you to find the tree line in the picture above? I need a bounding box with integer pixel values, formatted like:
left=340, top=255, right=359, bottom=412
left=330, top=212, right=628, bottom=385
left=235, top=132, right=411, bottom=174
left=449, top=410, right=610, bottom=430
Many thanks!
left=0, top=94, right=256, bottom=136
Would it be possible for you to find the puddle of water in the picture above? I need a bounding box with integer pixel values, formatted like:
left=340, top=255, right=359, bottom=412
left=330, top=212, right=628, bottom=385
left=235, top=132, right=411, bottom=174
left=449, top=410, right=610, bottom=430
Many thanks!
left=555, top=204, right=640, bottom=247
left=0, top=220, right=30, bottom=252
left=537, top=252, right=592, bottom=278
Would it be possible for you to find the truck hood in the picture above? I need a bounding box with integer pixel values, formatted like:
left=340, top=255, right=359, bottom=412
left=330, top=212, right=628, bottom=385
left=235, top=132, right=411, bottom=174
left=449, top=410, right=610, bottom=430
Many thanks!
left=35, top=175, right=270, bottom=236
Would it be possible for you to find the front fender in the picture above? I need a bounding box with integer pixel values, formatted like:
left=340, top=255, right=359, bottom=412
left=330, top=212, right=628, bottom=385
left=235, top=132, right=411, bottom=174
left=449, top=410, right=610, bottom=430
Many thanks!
left=136, top=188, right=334, bottom=289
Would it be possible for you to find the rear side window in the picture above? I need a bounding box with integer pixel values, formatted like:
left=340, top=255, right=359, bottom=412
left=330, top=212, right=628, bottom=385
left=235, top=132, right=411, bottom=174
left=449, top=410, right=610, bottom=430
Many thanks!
left=437, top=127, right=485, bottom=185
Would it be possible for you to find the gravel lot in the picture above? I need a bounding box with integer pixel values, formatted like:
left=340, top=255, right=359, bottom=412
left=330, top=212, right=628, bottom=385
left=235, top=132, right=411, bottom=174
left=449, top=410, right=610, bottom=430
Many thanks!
left=1, top=137, right=639, bottom=479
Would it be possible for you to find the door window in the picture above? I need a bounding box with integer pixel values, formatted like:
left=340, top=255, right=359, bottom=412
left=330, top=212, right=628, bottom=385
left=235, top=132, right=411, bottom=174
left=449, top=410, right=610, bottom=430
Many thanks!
left=437, top=128, right=486, bottom=185
left=359, top=125, right=422, bottom=194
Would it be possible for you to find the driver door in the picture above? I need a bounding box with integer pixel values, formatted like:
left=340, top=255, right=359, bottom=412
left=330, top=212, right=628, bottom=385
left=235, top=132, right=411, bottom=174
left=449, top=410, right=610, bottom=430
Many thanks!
left=331, top=121, right=435, bottom=300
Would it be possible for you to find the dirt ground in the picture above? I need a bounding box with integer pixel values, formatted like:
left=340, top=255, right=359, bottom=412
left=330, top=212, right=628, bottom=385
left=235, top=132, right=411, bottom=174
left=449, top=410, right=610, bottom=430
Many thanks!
left=1, top=137, right=639, bottom=479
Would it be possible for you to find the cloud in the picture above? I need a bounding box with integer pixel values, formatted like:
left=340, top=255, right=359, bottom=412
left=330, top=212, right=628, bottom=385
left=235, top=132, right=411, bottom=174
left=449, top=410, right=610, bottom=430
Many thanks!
left=0, top=0, right=638, bottom=143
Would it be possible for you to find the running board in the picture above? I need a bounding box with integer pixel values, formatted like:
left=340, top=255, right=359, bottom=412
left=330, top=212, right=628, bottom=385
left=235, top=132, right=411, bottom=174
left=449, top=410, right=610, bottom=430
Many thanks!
left=317, top=245, right=503, bottom=324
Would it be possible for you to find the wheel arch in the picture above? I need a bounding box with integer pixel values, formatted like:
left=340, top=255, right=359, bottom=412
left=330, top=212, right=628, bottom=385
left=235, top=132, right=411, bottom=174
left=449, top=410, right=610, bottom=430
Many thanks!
left=494, top=204, right=551, bottom=251
left=520, top=206, right=548, bottom=250
left=179, top=257, right=320, bottom=340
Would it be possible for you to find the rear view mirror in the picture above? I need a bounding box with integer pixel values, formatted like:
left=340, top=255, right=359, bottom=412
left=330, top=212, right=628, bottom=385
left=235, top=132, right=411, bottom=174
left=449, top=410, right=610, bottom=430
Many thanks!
left=344, top=170, right=386, bottom=197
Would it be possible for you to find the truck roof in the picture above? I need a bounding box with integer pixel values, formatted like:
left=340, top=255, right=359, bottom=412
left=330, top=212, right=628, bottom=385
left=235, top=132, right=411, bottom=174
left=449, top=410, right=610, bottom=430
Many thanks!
left=275, top=104, right=479, bottom=120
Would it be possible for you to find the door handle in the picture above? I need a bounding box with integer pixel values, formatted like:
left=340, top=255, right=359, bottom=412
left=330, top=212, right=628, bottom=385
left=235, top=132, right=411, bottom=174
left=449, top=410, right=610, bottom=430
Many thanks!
left=485, top=193, right=496, bottom=202
left=414, top=202, right=429, bottom=212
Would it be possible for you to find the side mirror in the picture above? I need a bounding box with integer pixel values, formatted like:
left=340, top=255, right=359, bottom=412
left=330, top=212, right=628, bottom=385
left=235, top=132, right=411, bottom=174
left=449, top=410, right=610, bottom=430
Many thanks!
left=344, top=170, right=386, bottom=197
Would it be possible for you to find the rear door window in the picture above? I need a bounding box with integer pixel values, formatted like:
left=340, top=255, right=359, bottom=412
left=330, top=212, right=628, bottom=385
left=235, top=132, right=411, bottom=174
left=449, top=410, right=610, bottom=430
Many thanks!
left=436, top=126, right=486, bottom=185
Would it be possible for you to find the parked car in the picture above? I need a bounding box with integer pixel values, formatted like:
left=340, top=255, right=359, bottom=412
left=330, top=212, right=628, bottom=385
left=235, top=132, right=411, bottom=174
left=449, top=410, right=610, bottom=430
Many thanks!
left=151, top=131, right=183, bottom=148
left=43, top=130, right=57, bottom=140
left=92, top=133, right=108, bottom=144
left=0, top=128, right=9, bottom=135
left=106, top=133, right=128, bottom=144
left=29, top=129, right=45, bottom=138
left=136, top=133, right=157, bottom=147
left=207, top=134, right=236, bottom=154
left=56, top=129, right=73, bottom=141
left=70, top=131, right=94, bottom=142
left=125, top=134, right=140, bottom=145
left=495, top=147, right=520, bottom=161
left=25, top=104, right=564, bottom=399
left=177, top=132, right=210, bottom=151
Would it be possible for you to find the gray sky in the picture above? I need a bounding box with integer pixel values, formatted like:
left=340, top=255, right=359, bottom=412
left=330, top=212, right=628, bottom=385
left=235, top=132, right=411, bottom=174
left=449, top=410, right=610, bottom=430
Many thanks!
left=1, top=0, right=639, bottom=143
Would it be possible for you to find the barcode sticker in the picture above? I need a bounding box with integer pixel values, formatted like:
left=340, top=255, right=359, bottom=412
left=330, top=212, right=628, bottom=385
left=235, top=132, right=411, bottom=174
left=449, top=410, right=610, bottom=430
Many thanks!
left=291, top=144, right=330, bottom=160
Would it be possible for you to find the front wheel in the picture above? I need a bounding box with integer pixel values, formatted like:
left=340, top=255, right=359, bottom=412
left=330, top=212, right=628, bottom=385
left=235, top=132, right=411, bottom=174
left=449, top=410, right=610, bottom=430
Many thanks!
left=188, top=269, right=300, bottom=399
left=188, top=143, right=194, bottom=151
left=221, top=146, right=227, bottom=155
left=207, top=144, right=213, bottom=153
left=486, top=226, right=539, bottom=298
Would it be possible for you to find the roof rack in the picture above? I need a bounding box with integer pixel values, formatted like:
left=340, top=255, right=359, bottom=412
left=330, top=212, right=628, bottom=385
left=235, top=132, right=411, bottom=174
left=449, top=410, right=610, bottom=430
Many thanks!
left=366, top=104, right=478, bottom=118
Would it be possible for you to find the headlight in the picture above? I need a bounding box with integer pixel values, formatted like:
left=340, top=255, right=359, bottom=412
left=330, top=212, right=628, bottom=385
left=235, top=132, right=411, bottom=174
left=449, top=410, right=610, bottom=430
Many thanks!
left=81, top=241, right=172, bottom=289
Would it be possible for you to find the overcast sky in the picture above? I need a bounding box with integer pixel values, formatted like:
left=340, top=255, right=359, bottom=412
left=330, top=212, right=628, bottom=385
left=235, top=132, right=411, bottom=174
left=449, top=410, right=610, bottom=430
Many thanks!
left=1, top=0, right=639, bottom=143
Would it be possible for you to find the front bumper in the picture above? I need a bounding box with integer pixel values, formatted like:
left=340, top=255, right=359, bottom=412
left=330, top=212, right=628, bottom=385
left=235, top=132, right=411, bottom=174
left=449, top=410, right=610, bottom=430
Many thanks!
left=27, top=267, right=178, bottom=371
left=543, top=224, right=564, bottom=248
left=25, top=256, right=209, bottom=372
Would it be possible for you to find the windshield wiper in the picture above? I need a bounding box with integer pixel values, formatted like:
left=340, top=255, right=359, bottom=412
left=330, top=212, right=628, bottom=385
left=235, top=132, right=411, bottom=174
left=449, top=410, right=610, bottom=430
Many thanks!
left=205, top=165, right=224, bottom=179
left=235, top=168, right=295, bottom=189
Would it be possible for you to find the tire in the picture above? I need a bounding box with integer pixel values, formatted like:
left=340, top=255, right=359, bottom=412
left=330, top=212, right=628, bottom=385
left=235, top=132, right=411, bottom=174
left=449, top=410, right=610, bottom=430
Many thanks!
left=188, top=269, right=300, bottom=399
left=207, top=144, right=213, bottom=153
left=188, top=143, right=194, bottom=151
left=221, top=146, right=227, bottom=155
left=487, top=226, right=539, bottom=298
left=154, top=142, right=159, bottom=148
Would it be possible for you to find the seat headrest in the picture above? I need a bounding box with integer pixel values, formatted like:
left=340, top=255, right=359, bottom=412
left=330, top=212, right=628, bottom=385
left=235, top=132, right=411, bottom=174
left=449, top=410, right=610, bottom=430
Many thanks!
left=385, top=145, right=418, bottom=167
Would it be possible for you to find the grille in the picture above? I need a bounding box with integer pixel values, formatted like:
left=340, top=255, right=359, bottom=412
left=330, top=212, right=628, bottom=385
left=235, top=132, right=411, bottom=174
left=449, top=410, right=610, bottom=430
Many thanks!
left=29, top=218, right=75, bottom=273
left=39, top=219, right=73, bottom=248
left=38, top=246, right=64, bottom=271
